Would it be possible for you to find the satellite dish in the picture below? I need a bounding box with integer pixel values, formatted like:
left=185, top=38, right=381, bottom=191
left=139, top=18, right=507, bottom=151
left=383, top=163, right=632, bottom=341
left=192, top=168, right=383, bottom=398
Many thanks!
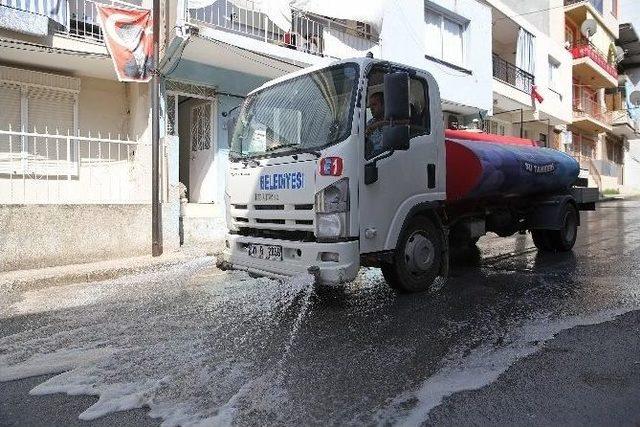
left=615, top=46, right=625, bottom=62
left=581, top=19, right=597, bottom=39
left=629, top=90, right=640, bottom=107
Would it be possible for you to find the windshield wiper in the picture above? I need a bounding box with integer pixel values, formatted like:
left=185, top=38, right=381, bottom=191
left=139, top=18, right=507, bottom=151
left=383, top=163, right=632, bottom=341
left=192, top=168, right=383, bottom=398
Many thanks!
left=266, top=142, right=299, bottom=152
left=266, top=143, right=321, bottom=158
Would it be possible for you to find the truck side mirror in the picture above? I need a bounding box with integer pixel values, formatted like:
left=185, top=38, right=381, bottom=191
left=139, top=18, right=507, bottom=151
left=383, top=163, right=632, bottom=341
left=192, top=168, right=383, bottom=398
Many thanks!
left=383, top=72, right=410, bottom=151
left=384, top=72, right=410, bottom=120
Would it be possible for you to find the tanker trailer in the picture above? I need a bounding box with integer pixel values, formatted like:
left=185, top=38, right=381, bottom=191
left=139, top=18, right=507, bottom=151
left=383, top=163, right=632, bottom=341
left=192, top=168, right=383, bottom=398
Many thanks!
left=441, top=129, right=594, bottom=256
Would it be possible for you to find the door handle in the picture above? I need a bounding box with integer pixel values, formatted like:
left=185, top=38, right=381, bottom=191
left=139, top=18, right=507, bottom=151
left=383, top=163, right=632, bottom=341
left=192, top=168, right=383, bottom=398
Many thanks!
left=427, top=164, right=436, bottom=189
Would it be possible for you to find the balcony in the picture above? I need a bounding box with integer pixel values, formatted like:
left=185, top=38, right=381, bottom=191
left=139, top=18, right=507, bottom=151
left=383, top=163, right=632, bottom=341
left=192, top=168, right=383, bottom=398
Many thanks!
left=569, top=39, right=618, bottom=88
left=610, top=109, right=637, bottom=137
left=187, top=0, right=378, bottom=59
left=572, top=95, right=612, bottom=133
left=564, top=0, right=603, bottom=15
left=0, top=0, right=143, bottom=45
left=492, top=54, right=534, bottom=94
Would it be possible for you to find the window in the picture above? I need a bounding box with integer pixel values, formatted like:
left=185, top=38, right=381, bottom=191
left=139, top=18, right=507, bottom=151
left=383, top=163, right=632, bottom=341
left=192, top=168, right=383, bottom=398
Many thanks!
left=538, top=133, right=547, bottom=147
left=425, top=9, right=465, bottom=66
left=612, top=0, right=618, bottom=17
left=364, top=68, right=431, bottom=159
left=408, top=77, right=430, bottom=138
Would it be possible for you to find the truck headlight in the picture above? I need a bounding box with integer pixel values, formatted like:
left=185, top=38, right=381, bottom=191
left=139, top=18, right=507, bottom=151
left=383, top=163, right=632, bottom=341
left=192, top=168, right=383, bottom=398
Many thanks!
left=315, top=178, right=349, bottom=213
left=317, top=213, right=347, bottom=239
left=315, top=178, right=349, bottom=239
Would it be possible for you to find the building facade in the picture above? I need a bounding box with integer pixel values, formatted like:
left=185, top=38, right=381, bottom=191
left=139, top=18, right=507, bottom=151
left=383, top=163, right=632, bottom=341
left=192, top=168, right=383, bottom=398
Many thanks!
left=484, top=0, right=573, bottom=149
left=618, top=0, right=640, bottom=193
left=563, top=0, right=628, bottom=192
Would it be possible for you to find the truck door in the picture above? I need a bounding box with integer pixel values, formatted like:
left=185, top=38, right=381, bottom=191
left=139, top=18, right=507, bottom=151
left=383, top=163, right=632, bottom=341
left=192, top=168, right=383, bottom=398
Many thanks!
left=358, top=69, right=445, bottom=254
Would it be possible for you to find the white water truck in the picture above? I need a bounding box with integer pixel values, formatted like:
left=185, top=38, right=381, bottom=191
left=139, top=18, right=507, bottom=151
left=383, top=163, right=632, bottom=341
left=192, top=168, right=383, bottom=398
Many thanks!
left=217, top=57, right=598, bottom=292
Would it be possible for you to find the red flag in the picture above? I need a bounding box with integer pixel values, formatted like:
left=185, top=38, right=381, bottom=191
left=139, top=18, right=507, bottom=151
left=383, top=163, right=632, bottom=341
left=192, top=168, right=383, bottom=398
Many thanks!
left=97, top=6, right=153, bottom=82
left=531, top=85, right=544, bottom=104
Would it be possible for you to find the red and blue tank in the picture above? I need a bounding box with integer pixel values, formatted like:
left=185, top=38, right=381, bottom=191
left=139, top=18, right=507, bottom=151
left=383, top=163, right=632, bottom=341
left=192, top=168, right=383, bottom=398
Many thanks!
left=445, top=130, right=580, bottom=202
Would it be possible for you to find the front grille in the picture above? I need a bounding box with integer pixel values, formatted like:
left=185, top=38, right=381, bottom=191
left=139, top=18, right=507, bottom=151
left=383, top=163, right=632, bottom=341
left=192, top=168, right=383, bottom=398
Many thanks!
left=256, top=218, right=286, bottom=224
left=231, top=202, right=314, bottom=233
left=294, top=204, right=314, bottom=210
left=255, top=204, right=285, bottom=210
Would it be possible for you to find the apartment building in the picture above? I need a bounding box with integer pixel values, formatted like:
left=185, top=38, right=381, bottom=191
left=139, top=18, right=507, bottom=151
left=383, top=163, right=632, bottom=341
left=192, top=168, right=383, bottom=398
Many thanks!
left=483, top=0, right=573, bottom=148
left=564, top=0, right=628, bottom=192
left=617, top=0, right=640, bottom=193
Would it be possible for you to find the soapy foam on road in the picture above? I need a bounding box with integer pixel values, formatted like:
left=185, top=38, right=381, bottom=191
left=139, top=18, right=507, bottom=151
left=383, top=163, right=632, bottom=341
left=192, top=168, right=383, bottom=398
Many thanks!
left=0, top=259, right=317, bottom=426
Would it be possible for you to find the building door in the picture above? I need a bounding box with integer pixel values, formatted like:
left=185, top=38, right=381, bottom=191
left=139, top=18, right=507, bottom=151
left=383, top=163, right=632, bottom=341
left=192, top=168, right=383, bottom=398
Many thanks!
left=188, top=100, right=216, bottom=203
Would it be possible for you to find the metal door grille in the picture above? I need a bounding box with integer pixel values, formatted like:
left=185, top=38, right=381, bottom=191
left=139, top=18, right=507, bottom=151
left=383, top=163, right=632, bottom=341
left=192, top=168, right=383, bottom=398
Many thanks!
left=191, top=102, right=211, bottom=151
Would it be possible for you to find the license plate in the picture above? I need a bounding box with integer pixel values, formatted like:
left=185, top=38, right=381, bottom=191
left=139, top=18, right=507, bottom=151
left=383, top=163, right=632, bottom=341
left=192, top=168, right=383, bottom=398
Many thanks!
left=247, top=243, right=283, bottom=261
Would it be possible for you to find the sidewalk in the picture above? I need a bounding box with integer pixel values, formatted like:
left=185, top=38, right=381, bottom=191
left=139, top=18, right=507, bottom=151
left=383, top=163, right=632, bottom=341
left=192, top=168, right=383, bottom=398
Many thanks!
left=0, top=245, right=218, bottom=291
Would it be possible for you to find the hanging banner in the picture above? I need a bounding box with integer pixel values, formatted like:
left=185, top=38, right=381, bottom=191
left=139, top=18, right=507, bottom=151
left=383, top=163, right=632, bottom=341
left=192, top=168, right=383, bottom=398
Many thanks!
left=97, top=5, right=153, bottom=82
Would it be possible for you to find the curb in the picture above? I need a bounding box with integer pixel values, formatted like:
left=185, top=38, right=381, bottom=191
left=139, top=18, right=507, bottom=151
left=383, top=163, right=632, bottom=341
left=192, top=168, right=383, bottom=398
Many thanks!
left=0, top=251, right=218, bottom=291
left=598, top=196, right=625, bottom=203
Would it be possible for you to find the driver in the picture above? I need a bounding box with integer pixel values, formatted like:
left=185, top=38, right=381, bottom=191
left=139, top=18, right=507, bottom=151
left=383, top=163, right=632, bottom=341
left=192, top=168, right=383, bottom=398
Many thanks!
left=365, top=92, right=385, bottom=156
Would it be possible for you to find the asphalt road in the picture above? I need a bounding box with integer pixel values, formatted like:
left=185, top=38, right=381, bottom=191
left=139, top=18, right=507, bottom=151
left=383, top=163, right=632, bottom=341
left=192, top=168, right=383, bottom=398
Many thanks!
left=1, top=199, right=639, bottom=426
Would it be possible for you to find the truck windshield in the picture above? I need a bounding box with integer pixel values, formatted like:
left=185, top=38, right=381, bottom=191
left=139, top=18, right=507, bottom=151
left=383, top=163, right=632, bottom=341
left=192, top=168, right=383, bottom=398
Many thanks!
left=230, top=63, right=359, bottom=159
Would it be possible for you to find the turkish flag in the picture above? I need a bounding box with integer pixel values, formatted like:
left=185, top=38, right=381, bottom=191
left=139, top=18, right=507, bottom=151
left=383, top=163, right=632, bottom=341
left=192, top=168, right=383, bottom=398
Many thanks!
left=97, top=6, right=153, bottom=82
left=531, top=85, right=544, bottom=104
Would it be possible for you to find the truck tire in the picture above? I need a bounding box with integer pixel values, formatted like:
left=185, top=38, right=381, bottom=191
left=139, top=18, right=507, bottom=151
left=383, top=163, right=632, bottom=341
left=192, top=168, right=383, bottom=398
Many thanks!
left=531, top=230, right=553, bottom=251
left=531, top=203, right=578, bottom=252
left=381, top=216, right=443, bottom=293
left=548, top=203, right=578, bottom=252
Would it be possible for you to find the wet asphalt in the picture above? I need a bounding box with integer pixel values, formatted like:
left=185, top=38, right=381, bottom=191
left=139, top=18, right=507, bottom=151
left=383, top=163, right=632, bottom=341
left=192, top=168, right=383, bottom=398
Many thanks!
left=1, top=198, right=639, bottom=426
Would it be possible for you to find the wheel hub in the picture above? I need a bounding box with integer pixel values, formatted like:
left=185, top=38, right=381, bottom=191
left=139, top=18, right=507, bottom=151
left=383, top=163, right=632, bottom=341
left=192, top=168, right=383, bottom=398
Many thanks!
left=404, top=232, right=435, bottom=275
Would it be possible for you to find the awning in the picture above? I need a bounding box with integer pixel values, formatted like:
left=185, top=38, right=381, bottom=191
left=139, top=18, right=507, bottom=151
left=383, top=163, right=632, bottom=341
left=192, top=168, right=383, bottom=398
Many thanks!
left=0, top=0, right=68, bottom=28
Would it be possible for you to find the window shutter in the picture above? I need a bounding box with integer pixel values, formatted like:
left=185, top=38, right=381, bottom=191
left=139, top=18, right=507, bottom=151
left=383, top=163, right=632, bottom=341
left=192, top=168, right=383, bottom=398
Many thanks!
left=27, top=87, right=75, bottom=162
left=0, top=82, right=22, bottom=155
left=27, top=87, right=75, bottom=134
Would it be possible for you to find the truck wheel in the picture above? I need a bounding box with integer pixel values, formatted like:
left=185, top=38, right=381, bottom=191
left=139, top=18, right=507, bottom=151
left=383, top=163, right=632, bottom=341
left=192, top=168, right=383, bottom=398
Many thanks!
left=531, top=230, right=553, bottom=251
left=549, top=203, right=578, bottom=252
left=381, top=216, right=443, bottom=293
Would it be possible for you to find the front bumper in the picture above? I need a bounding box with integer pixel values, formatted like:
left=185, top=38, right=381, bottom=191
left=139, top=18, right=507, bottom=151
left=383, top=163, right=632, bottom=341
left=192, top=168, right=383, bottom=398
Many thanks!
left=221, top=234, right=360, bottom=285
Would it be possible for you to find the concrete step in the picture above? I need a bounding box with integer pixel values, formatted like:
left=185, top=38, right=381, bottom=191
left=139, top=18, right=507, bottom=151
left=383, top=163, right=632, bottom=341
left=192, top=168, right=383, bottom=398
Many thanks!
left=180, top=203, right=227, bottom=247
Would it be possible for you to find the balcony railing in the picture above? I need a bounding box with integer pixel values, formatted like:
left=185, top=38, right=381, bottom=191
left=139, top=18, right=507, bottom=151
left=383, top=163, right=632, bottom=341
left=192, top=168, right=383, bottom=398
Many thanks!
left=187, top=0, right=378, bottom=58
left=54, top=0, right=143, bottom=44
left=564, top=0, right=603, bottom=15
left=569, top=39, right=618, bottom=79
left=492, top=54, right=534, bottom=94
left=572, top=94, right=611, bottom=124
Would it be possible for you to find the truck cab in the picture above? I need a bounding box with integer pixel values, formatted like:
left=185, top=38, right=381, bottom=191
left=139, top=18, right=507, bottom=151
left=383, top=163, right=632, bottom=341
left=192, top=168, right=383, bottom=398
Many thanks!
left=220, top=57, right=446, bottom=287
